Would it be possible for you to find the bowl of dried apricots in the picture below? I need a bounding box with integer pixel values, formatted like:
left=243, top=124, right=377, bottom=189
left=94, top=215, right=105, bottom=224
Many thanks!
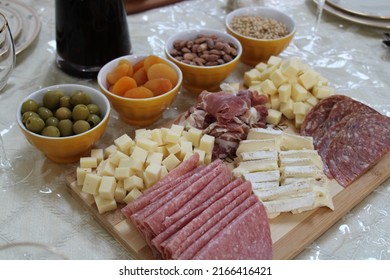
left=97, top=54, right=183, bottom=127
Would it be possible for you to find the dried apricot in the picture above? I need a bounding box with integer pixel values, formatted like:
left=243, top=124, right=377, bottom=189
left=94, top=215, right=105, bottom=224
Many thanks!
left=133, top=67, right=148, bottom=86
left=144, top=78, right=173, bottom=96
left=111, top=76, right=137, bottom=96
left=133, top=59, right=145, bottom=73
left=147, top=63, right=178, bottom=86
left=107, top=63, right=130, bottom=85
left=143, top=55, right=169, bottom=71
left=118, top=59, right=134, bottom=77
left=123, top=86, right=154, bottom=99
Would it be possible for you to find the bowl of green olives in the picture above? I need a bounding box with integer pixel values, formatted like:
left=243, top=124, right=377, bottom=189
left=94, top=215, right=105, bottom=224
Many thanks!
left=16, top=84, right=110, bottom=163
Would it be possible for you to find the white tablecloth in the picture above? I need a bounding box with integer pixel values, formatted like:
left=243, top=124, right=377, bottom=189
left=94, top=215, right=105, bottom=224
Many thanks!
left=0, top=0, right=389, bottom=260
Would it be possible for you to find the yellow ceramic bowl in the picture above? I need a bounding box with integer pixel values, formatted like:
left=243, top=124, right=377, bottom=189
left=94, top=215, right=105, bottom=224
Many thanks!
left=164, top=28, right=242, bottom=94
left=16, top=84, right=110, bottom=164
left=225, top=6, right=296, bottom=66
left=97, top=54, right=182, bottom=127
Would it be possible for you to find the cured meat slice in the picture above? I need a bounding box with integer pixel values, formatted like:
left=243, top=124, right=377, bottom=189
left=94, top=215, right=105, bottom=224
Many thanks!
left=162, top=180, right=252, bottom=259
left=151, top=178, right=245, bottom=256
left=326, top=114, right=390, bottom=187
left=300, top=95, right=349, bottom=137
left=143, top=161, right=230, bottom=235
left=191, top=201, right=272, bottom=260
left=121, top=153, right=200, bottom=216
left=177, top=192, right=257, bottom=260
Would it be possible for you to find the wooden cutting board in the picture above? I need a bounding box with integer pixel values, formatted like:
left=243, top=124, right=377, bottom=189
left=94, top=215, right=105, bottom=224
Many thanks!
left=65, top=144, right=390, bottom=260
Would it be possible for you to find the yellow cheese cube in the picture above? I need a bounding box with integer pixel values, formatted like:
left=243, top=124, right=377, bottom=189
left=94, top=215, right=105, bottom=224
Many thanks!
left=170, top=124, right=184, bottom=136
left=270, top=95, right=281, bottom=110
left=156, top=145, right=169, bottom=157
left=198, top=134, right=215, bottom=155
left=166, top=142, right=181, bottom=155
left=104, top=144, right=118, bottom=158
left=267, top=55, right=282, bottom=67
left=130, top=146, right=148, bottom=163
left=114, top=186, right=127, bottom=203
left=114, top=134, right=134, bottom=154
left=114, top=167, right=132, bottom=180
left=143, top=173, right=157, bottom=189
left=266, top=109, right=282, bottom=125
left=205, top=153, right=212, bottom=165
left=295, top=114, right=306, bottom=129
left=99, top=161, right=116, bottom=176
left=243, top=68, right=261, bottom=87
left=293, top=101, right=311, bottom=115
left=162, top=154, right=181, bottom=171
left=183, top=152, right=194, bottom=161
left=255, top=62, right=268, bottom=72
left=270, top=69, right=288, bottom=88
left=127, top=157, right=144, bottom=172
left=145, top=163, right=162, bottom=182
left=80, top=157, right=98, bottom=168
left=90, top=149, right=104, bottom=164
left=98, top=176, right=116, bottom=199
left=259, top=65, right=277, bottom=81
left=291, top=83, right=308, bottom=101
left=280, top=98, right=295, bottom=120
left=82, top=173, right=102, bottom=195
left=94, top=195, right=117, bottom=214
left=179, top=140, right=193, bottom=159
left=124, top=175, right=144, bottom=191
left=248, top=83, right=262, bottom=94
left=76, top=167, right=92, bottom=186
left=193, top=148, right=206, bottom=164
left=278, top=83, right=292, bottom=103
left=150, top=128, right=164, bottom=145
left=123, top=188, right=143, bottom=204
left=260, top=79, right=277, bottom=96
left=306, top=95, right=319, bottom=107
left=160, top=165, right=168, bottom=178
left=146, top=152, right=164, bottom=165
left=298, top=70, right=318, bottom=90
left=136, top=138, right=158, bottom=152
left=109, top=150, right=129, bottom=166
left=281, top=57, right=302, bottom=78
left=187, top=127, right=203, bottom=147
left=135, top=129, right=150, bottom=141
left=312, top=85, right=334, bottom=99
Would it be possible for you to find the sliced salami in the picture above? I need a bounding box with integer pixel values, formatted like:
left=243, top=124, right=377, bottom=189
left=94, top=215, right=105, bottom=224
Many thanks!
left=162, top=181, right=252, bottom=259
left=177, top=192, right=257, bottom=260
left=300, top=95, right=349, bottom=137
left=151, top=178, right=245, bottom=256
left=192, top=201, right=272, bottom=260
left=326, top=113, right=390, bottom=187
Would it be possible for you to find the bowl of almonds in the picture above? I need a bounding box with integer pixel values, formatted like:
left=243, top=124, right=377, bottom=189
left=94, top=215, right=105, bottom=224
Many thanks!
left=225, top=6, right=296, bottom=66
left=164, top=28, right=242, bottom=94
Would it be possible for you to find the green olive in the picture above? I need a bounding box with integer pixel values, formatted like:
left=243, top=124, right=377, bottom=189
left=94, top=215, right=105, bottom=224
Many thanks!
left=87, top=103, right=100, bottom=115
left=43, top=90, right=63, bottom=110
left=73, top=120, right=90, bottom=134
left=59, top=95, right=72, bottom=109
left=42, top=126, right=61, bottom=137
left=26, top=116, right=45, bottom=133
left=22, top=111, right=40, bottom=124
left=70, top=90, right=91, bottom=106
left=37, top=106, right=53, bottom=121
left=55, top=107, right=72, bottom=120
left=45, top=116, right=59, bottom=127
left=21, top=99, right=39, bottom=113
left=87, top=114, right=101, bottom=127
left=58, top=119, right=73, bottom=137
left=72, top=104, right=90, bottom=121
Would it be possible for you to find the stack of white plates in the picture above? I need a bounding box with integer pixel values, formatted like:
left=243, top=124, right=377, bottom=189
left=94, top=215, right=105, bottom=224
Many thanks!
left=314, top=0, right=390, bottom=29
left=0, top=0, right=41, bottom=55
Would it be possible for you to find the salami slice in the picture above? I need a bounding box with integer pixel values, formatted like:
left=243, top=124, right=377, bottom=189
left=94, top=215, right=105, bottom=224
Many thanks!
left=326, top=114, right=390, bottom=187
left=162, top=181, right=252, bottom=259
left=151, top=178, right=245, bottom=256
left=143, top=161, right=230, bottom=236
left=192, top=201, right=272, bottom=260
left=177, top=192, right=257, bottom=260
left=300, top=95, right=349, bottom=137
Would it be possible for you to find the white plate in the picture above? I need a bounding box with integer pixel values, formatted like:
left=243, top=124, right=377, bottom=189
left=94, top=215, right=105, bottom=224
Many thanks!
left=326, top=0, right=390, bottom=20
left=0, top=5, right=23, bottom=39
left=0, top=0, right=41, bottom=55
left=314, top=0, right=390, bottom=29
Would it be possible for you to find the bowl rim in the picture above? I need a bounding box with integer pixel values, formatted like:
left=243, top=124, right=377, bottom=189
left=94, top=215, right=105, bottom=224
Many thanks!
left=97, top=54, right=183, bottom=102
left=225, top=6, right=296, bottom=42
left=17, top=83, right=111, bottom=141
left=164, top=27, right=243, bottom=70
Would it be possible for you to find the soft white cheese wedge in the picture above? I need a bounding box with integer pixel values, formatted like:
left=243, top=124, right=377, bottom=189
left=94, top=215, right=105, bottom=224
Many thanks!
left=235, top=139, right=277, bottom=156
left=254, top=181, right=313, bottom=201
left=262, top=192, right=316, bottom=215
left=281, top=165, right=324, bottom=179
left=279, top=156, right=324, bottom=169
left=280, top=133, right=314, bottom=150
left=233, top=158, right=279, bottom=177
left=247, top=127, right=282, bottom=141
left=251, top=181, right=280, bottom=190
left=239, top=150, right=278, bottom=162
left=243, top=170, right=280, bottom=183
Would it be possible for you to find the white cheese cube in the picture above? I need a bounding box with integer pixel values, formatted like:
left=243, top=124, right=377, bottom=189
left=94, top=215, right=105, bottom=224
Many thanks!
left=162, top=154, right=181, bottom=171
left=130, top=146, right=148, bottom=163
left=114, top=186, right=127, bottom=203
left=293, top=101, right=311, bottom=115
left=193, top=148, right=206, bottom=165
left=312, top=85, right=334, bottom=99
left=90, top=149, right=104, bottom=164
left=136, top=138, right=158, bottom=152
left=266, top=109, right=282, bottom=125
left=198, top=134, right=215, bottom=155
left=135, top=129, right=150, bottom=141
left=260, top=79, right=277, bottom=96
left=183, top=152, right=194, bottom=161
left=150, top=128, right=164, bottom=145
left=114, top=134, right=134, bottom=154
left=146, top=152, right=164, bottom=166
left=170, top=124, right=184, bottom=136
left=123, top=175, right=144, bottom=191
left=123, top=188, right=143, bottom=204
left=255, top=62, right=268, bottom=72
left=76, top=167, right=92, bottom=186
left=291, top=83, right=308, bottom=101
left=109, top=150, right=129, bottom=166
left=114, top=167, right=132, bottom=180
left=98, top=176, right=116, bottom=200
left=104, top=144, right=118, bottom=158
left=160, top=165, right=168, bottom=178
left=243, top=68, right=261, bottom=87
left=270, top=95, right=281, bottom=110
left=270, top=69, right=287, bottom=88
left=278, top=83, right=292, bottom=103
left=94, top=195, right=117, bottom=214
left=248, top=83, right=262, bottom=94
left=82, top=173, right=102, bottom=195
left=280, top=98, right=295, bottom=120
left=295, top=114, right=306, bottom=129
left=99, top=161, right=116, bottom=176
left=298, top=70, right=318, bottom=90
left=144, top=172, right=157, bottom=189
left=259, top=65, right=277, bottom=81
left=306, top=95, right=319, bottom=107
left=80, top=157, right=97, bottom=168
left=179, top=140, right=193, bottom=159
left=267, top=56, right=282, bottom=67
left=187, top=127, right=203, bottom=147
left=127, top=157, right=144, bottom=172
left=204, top=153, right=212, bottom=165
left=166, top=142, right=181, bottom=155
left=144, top=163, right=162, bottom=182
left=281, top=57, right=302, bottom=78
left=164, top=129, right=181, bottom=144
left=156, top=145, right=169, bottom=157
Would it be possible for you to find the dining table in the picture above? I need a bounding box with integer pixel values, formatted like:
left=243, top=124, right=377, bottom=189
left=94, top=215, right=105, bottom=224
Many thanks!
left=0, top=0, right=389, bottom=260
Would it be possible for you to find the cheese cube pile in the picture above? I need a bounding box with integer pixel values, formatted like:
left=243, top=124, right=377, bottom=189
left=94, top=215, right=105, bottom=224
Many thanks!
left=243, top=56, right=335, bottom=128
left=232, top=127, right=334, bottom=218
left=76, top=124, right=215, bottom=214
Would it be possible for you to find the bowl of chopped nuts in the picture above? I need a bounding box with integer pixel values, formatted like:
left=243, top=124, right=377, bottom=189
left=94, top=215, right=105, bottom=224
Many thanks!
left=164, top=28, right=242, bottom=94
left=225, top=6, right=296, bottom=66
